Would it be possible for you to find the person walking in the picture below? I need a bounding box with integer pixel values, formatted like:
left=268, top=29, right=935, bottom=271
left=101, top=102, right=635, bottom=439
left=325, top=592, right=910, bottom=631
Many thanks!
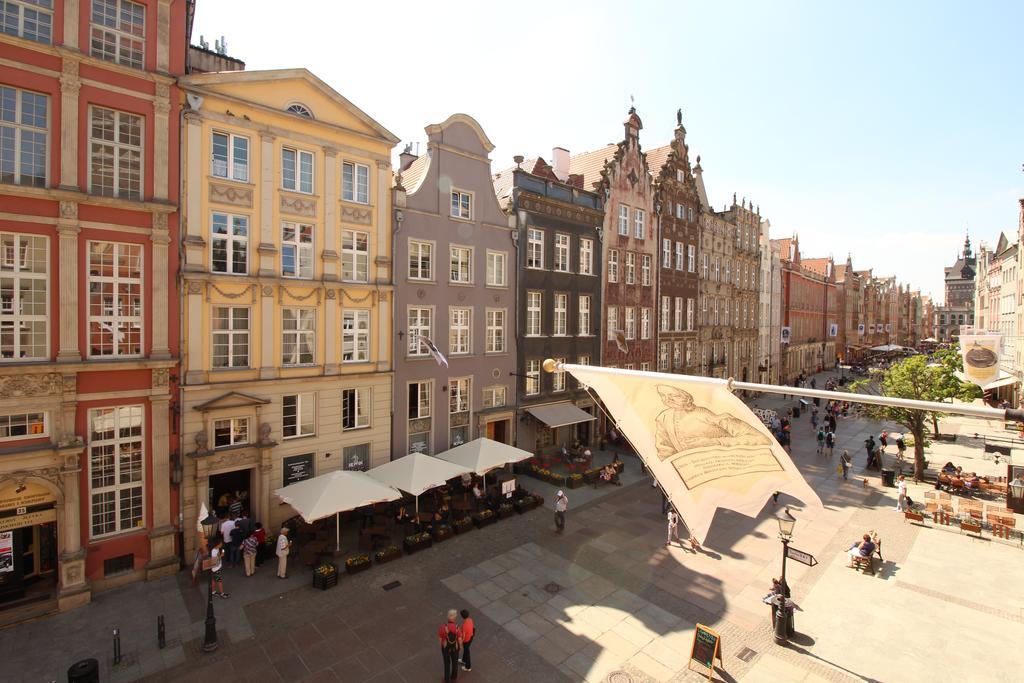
left=864, top=435, right=876, bottom=465
left=242, top=530, right=259, bottom=577
left=895, top=474, right=907, bottom=511
left=275, top=527, right=291, bottom=579
left=841, top=450, right=852, bottom=480
left=666, top=508, right=680, bottom=546
left=209, top=539, right=229, bottom=599
left=825, top=430, right=835, bottom=457
left=219, top=515, right=236, bottom=567
left=896, top=435, right=906, bottom=462
left=438, top=609, right=462, bottom=681
left=816, top=428, right=825, bottom=455
left=459, top=609, right=474, bottom=673
left=253, top=522, right=266, bottom=567
left=554, top=490, right=568, bottom=533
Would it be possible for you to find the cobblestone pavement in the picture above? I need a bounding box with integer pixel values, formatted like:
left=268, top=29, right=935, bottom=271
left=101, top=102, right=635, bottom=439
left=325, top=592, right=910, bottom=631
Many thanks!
left=3, top=368, right=1021, bottom=682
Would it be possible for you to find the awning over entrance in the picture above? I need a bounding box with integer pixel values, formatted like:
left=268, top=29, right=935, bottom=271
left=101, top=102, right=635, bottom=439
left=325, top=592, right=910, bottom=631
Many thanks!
left=527, top=403, right=596, bottom=428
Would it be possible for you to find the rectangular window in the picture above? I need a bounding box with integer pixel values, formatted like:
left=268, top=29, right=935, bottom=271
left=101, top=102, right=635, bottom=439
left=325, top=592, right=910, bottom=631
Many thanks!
left=641, top=254, right=652, bottom=286
left=607, top=306, right=617, bottom=340
left=211, top=213, right=248, bottom=274
left=526, top=291, right=542, bottom=336
left=674, top=297, right=683, bottom=331
left=554, top=233, right=570, bottom=272
left=0, top=86, right=47, bottom=187
left=1, top=0, right=52, bottom=43
left=485, top=309, right=505, bottom=353
left=283, top=393, right=315, bottom=439
left=450, top=190, right=472, bottom=219
left=87, top=241, right=142, bottom=358
left=608, top=249, right=619, bottom=283
left=686, top=341, right=695, bottom=366
left=662, top=238, right=672, bottom=268
left=552, top=357, right=566, bottom=392
left=579, top=238, right=594, bottom=275
left=687, top=298, right=695, bottom=331
left=282, top=147, right=314, bottom=194
left=0, top=411, right=45, bottom=439
left=408, top=240, right=432, bottom=280
left=342, top=161, right=369, bottom=203
left=688, top=244, right=696, bottom=272
left=578, top=295, right=591, bottom=336
left=342, top=309, right=370, bottom=362
left=281, top=222, right=313, bottom=278
left=0, top=232, right=47, bottom=361
left=90, top=0, right=144, bottom=69
left=624, top=307, right=636, bottom=340
left=408, top=381, right=431, bottom=419
left=527, top=228, right=544, bottom=269
left=675, top=242, right=684, bottom=270
left=553, top=293, right=567, bottom=336
left=211, top=131, right=248, bottom=182
left=486, top=250, right=506, bottom=286
left=281, top=308, right=315, bottom=366
left=660, top=296, right=670, bottom=332
left=341, top=230, right=369, bottom=282
left=676, top=203, right=684, bottom=219
left=625, top=252, right=636, bottom=285
left=525, top=359, right=540, bottom=396
left=482, top=385, right=506, bottom=408
left=449, top=246, right=472, bottom=284
left=714, top=257, right=720, bottom=281
left=449, top=307, right=470, bottom=354
left=658, top=342, right=670, bottom=371
left=641, top=307, right=651, bottom=340
left=407, top=307, right=431, bottom=356
left=89, top=106, right=142, bottom=199
left=578, top=355, right=590, bottom=366
left=641, top=362, right=651, bottom=372
left=634, top=208, right=645, bottom=239
left=211, top=306, right=249, bottom=368
left=618, top=205, right=629, bottom=235
left=673, top=342, right=683, bottom=369
left=702, top=254, right=709, bottom=279
left=342, top=388, right=370, bottom=430
left=89, top=405, right=143, bottom=538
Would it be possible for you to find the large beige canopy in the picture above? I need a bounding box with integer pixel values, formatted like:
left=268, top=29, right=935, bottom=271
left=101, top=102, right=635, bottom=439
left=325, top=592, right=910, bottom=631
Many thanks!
left=274, top=470, right=401, bottom=551
left=368, top=453, right=471, bottom=497
left=436, top=438, right=533, bottom=476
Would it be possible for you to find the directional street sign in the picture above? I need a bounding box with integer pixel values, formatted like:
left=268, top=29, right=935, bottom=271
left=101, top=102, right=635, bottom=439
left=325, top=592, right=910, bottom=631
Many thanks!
left=785, top=545, right=818, bottom=567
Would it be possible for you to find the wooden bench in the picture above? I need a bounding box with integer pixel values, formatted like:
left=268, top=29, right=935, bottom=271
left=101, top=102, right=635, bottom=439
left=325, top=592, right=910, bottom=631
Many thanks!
left=903, top=510, right=926, bottom=525
left=992, top=524, right=1014, bottom=540
left=851, top=535, right=883, bottom=574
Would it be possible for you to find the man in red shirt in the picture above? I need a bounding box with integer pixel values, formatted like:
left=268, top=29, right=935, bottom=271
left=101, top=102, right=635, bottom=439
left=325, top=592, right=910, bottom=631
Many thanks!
left=459, top=609, right=474, bottom=672
left=437, top=609, right=461, bottom=681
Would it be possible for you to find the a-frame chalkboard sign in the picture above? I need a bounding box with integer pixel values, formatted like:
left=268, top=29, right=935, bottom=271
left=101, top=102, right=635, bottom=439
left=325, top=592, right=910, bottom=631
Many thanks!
left=687, top=623, right=724, bottom=680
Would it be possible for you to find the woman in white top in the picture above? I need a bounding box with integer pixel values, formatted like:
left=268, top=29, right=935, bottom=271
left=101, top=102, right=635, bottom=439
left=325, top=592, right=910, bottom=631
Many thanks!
left=276, top=527, right=291, bottom=579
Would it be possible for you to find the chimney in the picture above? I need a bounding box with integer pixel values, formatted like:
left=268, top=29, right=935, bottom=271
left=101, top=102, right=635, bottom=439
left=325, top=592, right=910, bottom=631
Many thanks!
left=398, top=143, right=418, bottom=172
left=552, top=147, right=570, bottom=181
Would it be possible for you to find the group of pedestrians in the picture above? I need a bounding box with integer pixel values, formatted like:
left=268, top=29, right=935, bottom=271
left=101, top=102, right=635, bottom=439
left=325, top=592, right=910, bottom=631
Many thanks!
left=438, top=608, right=475, bottom=681
left=193, top=508, right=295, bottom=600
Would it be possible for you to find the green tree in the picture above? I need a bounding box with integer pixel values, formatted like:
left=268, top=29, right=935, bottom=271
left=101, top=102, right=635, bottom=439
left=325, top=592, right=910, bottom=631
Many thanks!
left=849, top=352, right=981, bottom=480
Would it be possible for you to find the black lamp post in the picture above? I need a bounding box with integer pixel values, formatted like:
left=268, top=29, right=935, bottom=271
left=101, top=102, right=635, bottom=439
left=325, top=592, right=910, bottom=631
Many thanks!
left=200, top=512, right=220, bottom=652
left=774, top=507, right=796, bottom=644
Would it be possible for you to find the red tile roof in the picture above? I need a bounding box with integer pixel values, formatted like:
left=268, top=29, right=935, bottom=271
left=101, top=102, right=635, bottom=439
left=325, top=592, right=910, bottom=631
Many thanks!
left=568, top=144, right=617, bottom=192
left=644, top=144, right=672, bottom=178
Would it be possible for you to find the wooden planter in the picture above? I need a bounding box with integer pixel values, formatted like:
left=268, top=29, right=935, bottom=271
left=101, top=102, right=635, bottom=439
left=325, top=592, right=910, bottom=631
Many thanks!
left=472, top=515, right=497, bottom=529
left=431, top=526, right=454, bottom=542
left=345, top=561, right=371, bottom=575
left=496, top=506, right=515, bottom=520
left=566, top=477, right=583, bottom=489
left=452, top=521, right=473, bottom=535
left=312, top=564, right=339, bottom=590
left=375, top=550, right=401, bottom=565
left=514, top=498, right=540, bottom=514
left=403, top=537, right=433, bottom=554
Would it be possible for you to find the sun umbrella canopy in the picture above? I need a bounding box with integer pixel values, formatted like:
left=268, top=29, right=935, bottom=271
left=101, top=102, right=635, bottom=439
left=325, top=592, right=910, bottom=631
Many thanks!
left=870, top=344, right=904, bottom=352
left=274, top=470, right=401, bottom=523
left=435, top=438, right=533, bottom=475
left=367, top=453, right=472, bottom=497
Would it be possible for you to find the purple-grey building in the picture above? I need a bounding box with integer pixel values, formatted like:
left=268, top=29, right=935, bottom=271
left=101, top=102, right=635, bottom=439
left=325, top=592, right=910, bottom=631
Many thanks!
left=391, top=115, right=517, bottom=458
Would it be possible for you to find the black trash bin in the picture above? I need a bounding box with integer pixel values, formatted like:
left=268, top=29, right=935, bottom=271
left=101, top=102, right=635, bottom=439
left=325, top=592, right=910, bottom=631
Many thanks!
left=68, top=658, right=99, bottom=683
left=792, top=407, right=801, bottom=418
left=881, top=469, right=896, bottom=487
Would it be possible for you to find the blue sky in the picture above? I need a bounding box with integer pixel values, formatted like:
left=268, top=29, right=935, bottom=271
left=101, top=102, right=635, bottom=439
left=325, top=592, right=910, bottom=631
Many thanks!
left=192, top=0, right=1022, bottom=301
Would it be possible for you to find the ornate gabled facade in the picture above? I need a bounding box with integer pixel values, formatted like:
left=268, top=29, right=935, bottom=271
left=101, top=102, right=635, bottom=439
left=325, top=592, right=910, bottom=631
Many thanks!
left=178, top=69, right=398, bottom=562
left=693, top=160, right=736, bottom=379
left=935, top=233, right=976, bottom=341
left=392, top=114, right=516, bottom=458
left=646, top=112, right=700, bottom=376
left=570, top=108, right=658, bottom=373
left=719, top=198, right=763, bottom=384
left=773, top=236, right=837, bottom=382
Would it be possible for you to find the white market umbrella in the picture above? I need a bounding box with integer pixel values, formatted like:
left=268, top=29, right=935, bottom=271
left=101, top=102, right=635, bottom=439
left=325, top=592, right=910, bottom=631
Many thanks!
left=436, top=438, right=533, bottom=488
left=274, top=470, right=401, bottom=553
left=368, top=453, right=472, bottom=515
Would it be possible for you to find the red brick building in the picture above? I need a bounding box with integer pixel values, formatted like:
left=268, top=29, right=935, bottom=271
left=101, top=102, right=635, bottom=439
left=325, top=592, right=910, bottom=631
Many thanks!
left=0, top=0, right=185, bottom=619
left=774, top=236, right=836, bottom=382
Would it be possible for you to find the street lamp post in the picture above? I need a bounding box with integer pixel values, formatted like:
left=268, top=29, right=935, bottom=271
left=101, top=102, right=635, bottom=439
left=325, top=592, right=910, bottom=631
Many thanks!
left=200, top=512, right=220, bottom=652
left=774, top=507, right=797, bottom=644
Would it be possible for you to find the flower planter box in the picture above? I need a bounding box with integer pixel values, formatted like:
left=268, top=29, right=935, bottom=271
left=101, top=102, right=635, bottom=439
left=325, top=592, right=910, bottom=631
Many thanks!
left=472, top=514, right=497, bottom=529
left=431, top=526, right=454, bottom=542
left=514, top=498, right=541, bottom=514
left=346, top=561, right=371, bottom=575
left=312, top=564, right=339, bottom=590
left=496, top=506, right=515, bottom=520
left=566, top=477, right=584, bottom=489
left=452, top=521, right=473, bottom=535
left=375, top=549, right=402, bottom=565
left=403, top=536, right=433, bottom=554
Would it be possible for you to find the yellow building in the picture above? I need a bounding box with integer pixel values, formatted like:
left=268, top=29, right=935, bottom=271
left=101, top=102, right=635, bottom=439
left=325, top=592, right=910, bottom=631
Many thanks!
left=178, top=69, right=397, bottom=555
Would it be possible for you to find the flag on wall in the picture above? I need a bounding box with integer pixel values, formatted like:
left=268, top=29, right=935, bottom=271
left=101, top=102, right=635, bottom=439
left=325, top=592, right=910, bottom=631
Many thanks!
left=857, top=324, right=865, bottom=336
left=416, top=335, right=449, bottom=368
left=960, top=332, right=1002, bottom=387
left=828, top=323, right=838, bottom=337
left=780, top=327, right=791, bottom=344
left=559, top=364, right=821, bottom=543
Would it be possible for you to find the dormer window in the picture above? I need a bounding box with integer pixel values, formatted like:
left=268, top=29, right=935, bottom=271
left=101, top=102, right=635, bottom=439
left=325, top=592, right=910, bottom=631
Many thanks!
left=285, top=103, right=313, bottom=118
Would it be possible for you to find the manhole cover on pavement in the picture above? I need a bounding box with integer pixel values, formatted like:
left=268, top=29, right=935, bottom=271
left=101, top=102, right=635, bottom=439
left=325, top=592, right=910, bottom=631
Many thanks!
left=544, top=582, right=561, bottom=594
left=736, top=646, right=758, bottom=662
left=606, top=672, right=634, bottom=683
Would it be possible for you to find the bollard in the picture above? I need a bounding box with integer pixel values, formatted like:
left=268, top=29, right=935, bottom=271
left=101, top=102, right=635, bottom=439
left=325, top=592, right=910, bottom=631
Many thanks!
left=157, top=615, right=166, bottom=649
left=112, top=628, right=121, bottom=666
